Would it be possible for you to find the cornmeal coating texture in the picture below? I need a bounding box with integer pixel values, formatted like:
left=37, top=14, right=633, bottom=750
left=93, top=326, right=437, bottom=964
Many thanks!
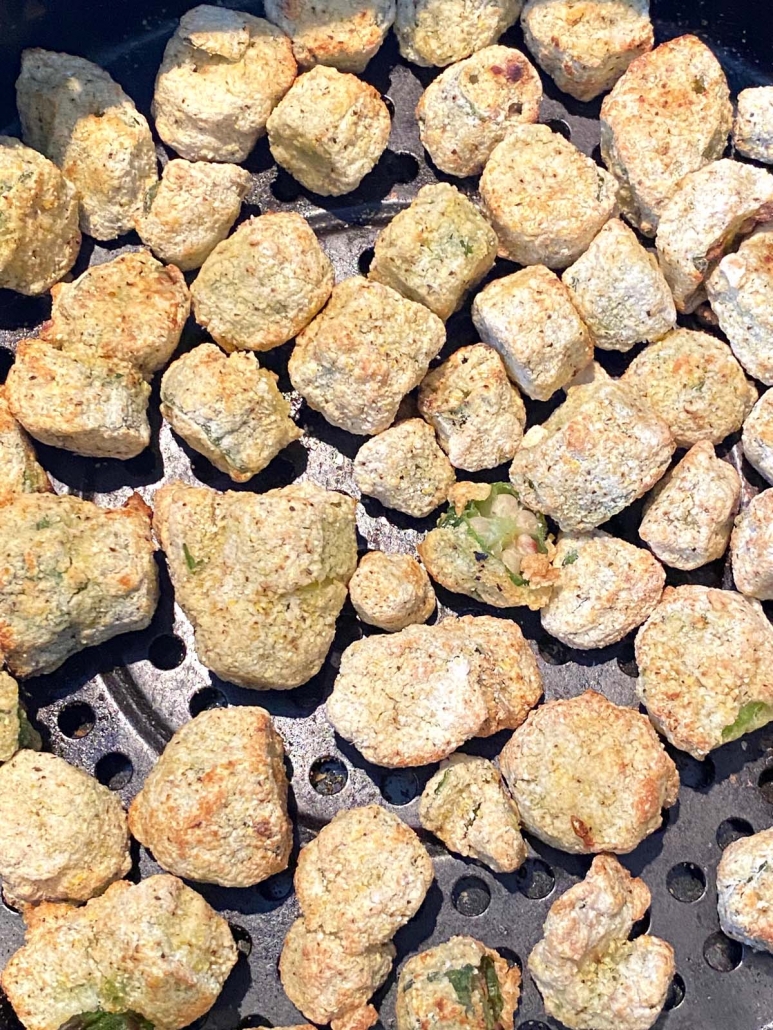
left=264, top=0, right=395, bottom=72
left=717, top=828, right=773, bottom=953
left=0, top=387, right=50, bottom=505
left=743, top=390, right=773, bottom=485
left=734, top=87, right=773, bottom=164
left=348, top=551, right=436, bottom=631
left=731, top=490, right=773, bottom=600
left=395, top=0, right=522, bottom=67
left=0, top=673, right=20, bottom=764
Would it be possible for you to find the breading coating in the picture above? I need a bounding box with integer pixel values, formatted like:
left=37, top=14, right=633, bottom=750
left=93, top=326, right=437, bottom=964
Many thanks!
left=129, top=707, right=291, bottom=887
left=153, top=480, right=357, bottom=689
left=734, top=87, right=773, bottom=165
left=0, top=875, right=237, bottom=1030
left=263, top=0, right=395, bottom=72
left=635, top=585, right=773, bottom=758
left=152, top=5, right=297, bottom=162
left=368, top=183, right=498, bottom=320
left=562, top=219, right=675, bottom=352
left=717, top=828, right=773, bottom=953
left=191, top=212, right=334, bottom=353
left=348, top=550, right=436, bottom=631
left=0, top=493, right=158, bottom=678
left=0, top=387, right=51, bottom=505
left=419, top=754, right=527, bottom=873
left=267, top=65, right=391, bottom=196
left=353, top=418, right=456, bottom=517
left=528, top=855, right=675, bottom=1030
left=160, top=344, right=301, bottom=482
left=472, top=266, right=593, bottom=401
left=418, top=481, right=558, bottom=609
left=418, top=344, right=526, bottom=470
left=731, top=490, right=773, bottom=600
left=396, top=936, right=521, bottom=1030
left=0, top=136, right=80, bottom=296
left=500, top=690, right=678, bottom=853
left=17, top=49, right=157, bottom=240
left=509, top=374, right=675, bottom=532
left=521, top=0, right=653, bottom=101
left=541, top=530, right=665, bottom=650
left=0, top=672, right=20, bottom=764
left=395, top=0, right=522, bottom=67
left=743, top=390, right=773, bottom=485
left=135, top=159, right=252, bottom=271
left=599, top=35, right=732, bottom=236
left=0, top=751, right=130, bottom=905
left=622, top=329, right=757, bottom=449
left=480, top=123, right=619, bottom=269
left=416, top=45, right=542, bottom=177
left=639, top=441, right=741, bottom=571
left=289, top=276, right=445, bottom=435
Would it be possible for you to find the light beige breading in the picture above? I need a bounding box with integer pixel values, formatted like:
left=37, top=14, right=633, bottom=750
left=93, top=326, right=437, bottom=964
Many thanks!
left=0, top=672, right=20, bottom=764
left=521, top=0, right=653, bottom=101
left=743, top=390, right=773, bottom=485
left=267, top=65, right=391, bottom=196
left=416, top=45, right=542, bottom=177
left=562, top=219, right=675, bottom=352
left=129, top=707, right=291, bottom=887
left=368, top=184, right=498, bottom=320
left=0, top=493, right=158, bottom=678
left=635, top=584, right=773, bottom=758
left=160, top=344, right=301, bottom=483
left=152, top=5, right=297, bottom=162
left=153, top=480, right=357, bottom=689
left=17, top=49, right=157, bottom=240
left=734, top=87, right=773, bottom=165
left=0, top=387, right=50, bottom=505
left=0, top=136, right=80, bottom=296
left=263, top=0, right=395, bottom=72
left=135, top=159, right=251, bottom=271
left=528, top=855, right=675, bottom=1030
left=289, top=276, right=445, bottom=435
left=639, top=441, right=741, bottom=570
left=480, top=123, right=619, bottom=269
left=731, top=490, right=773, bottom=600
left=419, top=754, right=527, bottom=873
left=395, top=0, right=522, bottom=67
left=348, top=551, right=436, bottom=631
left=471, top=266, right=593, bottom=401
left=599, top=35, right=732, bottom=236
left=717, top=828, right=773, bottom=953
left=418, top=344, right=526, bottom=470
left=500, top=690, right=678, bottom=853
left=191, top=212, right=333, bottom=353
left=0, top=875, right=237, bottom=1030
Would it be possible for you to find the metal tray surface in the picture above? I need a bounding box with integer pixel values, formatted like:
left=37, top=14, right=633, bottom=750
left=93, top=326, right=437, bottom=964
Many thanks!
left=2, top=1, right=773, bottom=1028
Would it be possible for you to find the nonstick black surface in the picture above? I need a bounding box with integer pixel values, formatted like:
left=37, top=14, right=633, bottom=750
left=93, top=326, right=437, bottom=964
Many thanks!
left=2, top=1, right=773, bottom=1028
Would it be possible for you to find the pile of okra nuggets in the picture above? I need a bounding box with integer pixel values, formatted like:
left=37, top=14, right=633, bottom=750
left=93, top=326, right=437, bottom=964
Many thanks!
left=2, top=0, right=773, bottom=1028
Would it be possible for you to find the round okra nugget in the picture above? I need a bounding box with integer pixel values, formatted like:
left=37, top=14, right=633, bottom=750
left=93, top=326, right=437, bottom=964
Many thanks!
left=717, top=828, right=773, bottom=953
left=419, top=754, right=527, bottom=873
left=734, top=87, right=773, bottom=165
left=264, top=0, right=395, bottom=72
left=0, top=673, right=21, bottom=764
left=0, top=386, right=51, bottom=505
left=480, top=123, right=619, bottom=269
left=152, top=5, right=297, bottom=163
left=416, top=45, right=542, bottom=177
left=348, top=551, right=436, bottom=631
left=500, top=690, right=678, bottom=853
left=639, top=441, right=741, bottom=571
left=622, top=329, right=757, bottom=448
left=731, top=490, right=773, bottom=601
left=369, top=183, right=498, bottom=320
left=743, top=390, right=773, bottom=485
left=395, top=0, right=522, bottom=67
left=267, top=65, right=391, bottom=196
left=562, top=218, right=675, bottom=352
left=191, top=212, right=334, bottom=352
left=636, top=585, right=773, bottom=758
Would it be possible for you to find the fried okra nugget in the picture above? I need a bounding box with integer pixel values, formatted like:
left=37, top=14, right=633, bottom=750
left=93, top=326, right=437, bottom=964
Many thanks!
left=528, top=855, right=675, bottom=1030
left=348, top=551, right=436, bottom=631
left=1, top=875, right=237, bottom=1030
left=744, top=390, right=773, bottom=485
left=152, top=5, right=297, bottom=163
left=396, top=937, right=521, bottom=1030
left=717, top=828, right=773, bottom=953
left=160, top=344, right=301, bottom=482
left=0, top=136, right=80, bottom=296
left=263, top=0, right=395, bottom=72
left=418, top=344, right=526, bottom=470
left=731, top=490, right=773, bottom=600
left=599, top=35, right=732, bottom=236
left=191, top=212, right=333, bottom=353
left=418, top=481, right=558, bottom=609
left=129, top=707, right=291, bottom=887
left=369, top=183, right=498, bottom=320
left=0, top=388, right=50, bottom=504
left=135, top=159, right=251, bottom=271
left=290, top=276, right=445, bottom=435
left=0, top=672, right=38, bottom=765
left=639, top=441, right=741, bottom=570
left=734, top=87, right=773, bottom=165
left=154, top=480, right=356, bottom=689
left=416, top=45, right=542, bottom=177
left=562, top=219, right=675, bottom=352
left=500, top=691, right=678, bottom=853
left=420, top=754, right=526, bottom=873
left=395, top=0, right=522, bottom=67
left=636, top=585, right=773, bottom=758
left=17, top=49, right=157, bottom=240
left=267, top=65, right=391, bottom=196
left=481, top=124, right=619, bottom=269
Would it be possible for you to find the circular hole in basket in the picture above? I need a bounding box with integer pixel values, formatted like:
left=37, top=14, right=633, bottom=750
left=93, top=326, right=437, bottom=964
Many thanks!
left=716, top=817, right=755, bottom=851
left=309, top=756, right=348, bottom=796
left=673, top=750, right=715, bottom=790
left=271, top=169, right=302, bottom=203
left=617, top=655, right=639, bottom=678
left=497, top=946, right=522, bottom=971
left=358, top=246, right=375, bottom=275
left=759, top=766, right=773, bottom=803
left=538, top=636, right=570, bottom=665
left=95, top=752, right=133, bottom=791
left=452, top=875, right=491, bottom=916
left=258, top=869, right=294, bottom=902
left=629, top=909, right=651, bottom=939
left=546, top=118, right=572, bottom=140
left=380, top=769, right=419, bottom=806
left=57, top=701, right=96, bottom=739
left=229, top=922, right=253, bottom=958
left=240, top=1018, right=273, bottom=1030
left=518, top=1023, right=552, bottom=1030
left=703, top=931, right=743, bottom=972
left=148, top=633, right=186, bottom=670
left=385, top=150, right=420, bottom=184
left=515, top=858, right=555, bottom=899
left=666, top=862, right=706, bottom=903
left=189, top=686, right=228, bottom=717
left=664, top=972, right=686, bottom=1010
